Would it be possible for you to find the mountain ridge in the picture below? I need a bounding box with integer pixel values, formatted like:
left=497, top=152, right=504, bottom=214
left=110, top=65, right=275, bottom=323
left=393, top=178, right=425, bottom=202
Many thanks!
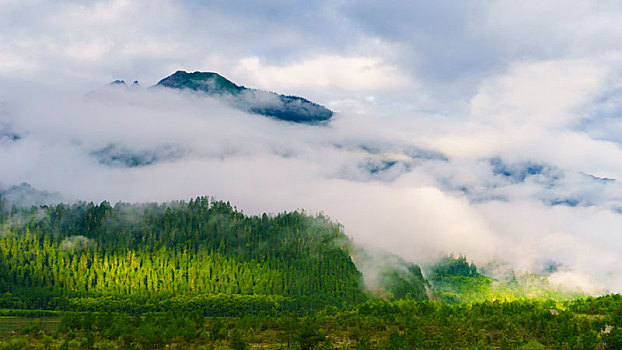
left=155, top=70, right=334, bottom=123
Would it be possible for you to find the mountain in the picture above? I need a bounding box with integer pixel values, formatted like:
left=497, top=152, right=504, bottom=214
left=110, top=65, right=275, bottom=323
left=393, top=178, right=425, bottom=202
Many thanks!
left=108, top=80, right=140, bottom=87
left=0, top=182, right=63, bottom=208
left=90, top=144, right=182, bottom=168
left=425, top=255, right=587, bottom=304
left=156, top=71, right=334, bottom=123
left=84, top=79, right=141, bottom=99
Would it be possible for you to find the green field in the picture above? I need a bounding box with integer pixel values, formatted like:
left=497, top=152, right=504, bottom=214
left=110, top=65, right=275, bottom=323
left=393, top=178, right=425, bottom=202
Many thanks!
left=0, top=316, right=59, bottom=337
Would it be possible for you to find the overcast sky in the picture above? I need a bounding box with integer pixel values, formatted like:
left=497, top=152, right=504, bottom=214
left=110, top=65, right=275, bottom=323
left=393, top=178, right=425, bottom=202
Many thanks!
left=3, top=0, right=622, bottom=293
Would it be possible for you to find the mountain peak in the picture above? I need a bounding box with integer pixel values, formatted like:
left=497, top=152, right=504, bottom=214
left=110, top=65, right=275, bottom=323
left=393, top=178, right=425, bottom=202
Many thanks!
left=109, top=80, right=126, bottom=86
left=106, top=79, right=141, bottom=89
left=155, top=70, right=333, bottom=123
left=157, top=70, right=242, bottom=95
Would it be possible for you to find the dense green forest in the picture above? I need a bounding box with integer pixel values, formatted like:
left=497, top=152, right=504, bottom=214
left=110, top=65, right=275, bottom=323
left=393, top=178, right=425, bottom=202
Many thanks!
left=0, top=197, right=377, bottom=314
left=0, top=196, right=620, bottom=349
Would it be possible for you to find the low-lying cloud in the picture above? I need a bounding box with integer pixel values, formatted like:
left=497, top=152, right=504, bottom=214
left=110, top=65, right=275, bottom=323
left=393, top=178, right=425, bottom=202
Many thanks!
left=2, top=58, right=622, bottom=294
left=3, top=0, right=622, bottom=295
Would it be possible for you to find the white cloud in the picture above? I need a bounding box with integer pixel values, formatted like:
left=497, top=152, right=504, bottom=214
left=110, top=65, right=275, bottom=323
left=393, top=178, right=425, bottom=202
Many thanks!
left=237, top=54, right=412, bottom=92
left=4, top=1, right=622, bottom=294
left=469, top=60, right=604, bottom=128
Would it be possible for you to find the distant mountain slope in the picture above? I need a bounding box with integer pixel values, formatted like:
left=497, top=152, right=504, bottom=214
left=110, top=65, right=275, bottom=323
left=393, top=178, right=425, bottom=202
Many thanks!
left=156, top=71, right=333, bottom=123
left=90, top=144, right=182, bottom=168
left=0, top=182, right=63, bottom=208
left=425, top=255, right=587, bottom=304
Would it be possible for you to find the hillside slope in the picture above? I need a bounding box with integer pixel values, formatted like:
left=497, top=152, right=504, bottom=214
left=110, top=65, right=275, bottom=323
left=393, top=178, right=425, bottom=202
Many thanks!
left=0, top=197, right=430, bottom=315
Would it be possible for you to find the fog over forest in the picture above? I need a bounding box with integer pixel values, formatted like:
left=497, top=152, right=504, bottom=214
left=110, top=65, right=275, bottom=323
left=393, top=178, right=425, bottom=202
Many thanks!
left=3, top=0, right=622, bottom=294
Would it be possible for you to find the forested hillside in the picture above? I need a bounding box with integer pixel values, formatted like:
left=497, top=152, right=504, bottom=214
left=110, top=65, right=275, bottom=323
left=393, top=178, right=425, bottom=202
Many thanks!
left=1, top=197, right=622, bottom=348
left=427, top=255, right=586, bottom=304
left=0, top=197, right=370, bottom=314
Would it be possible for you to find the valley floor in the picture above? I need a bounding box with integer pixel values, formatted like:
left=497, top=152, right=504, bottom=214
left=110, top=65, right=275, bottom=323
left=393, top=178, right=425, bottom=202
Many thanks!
left=1, top=296, right=621, bottom=349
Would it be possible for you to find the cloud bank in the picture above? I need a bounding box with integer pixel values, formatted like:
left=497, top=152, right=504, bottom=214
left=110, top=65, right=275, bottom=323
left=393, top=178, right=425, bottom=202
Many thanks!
left=3, top=1, right=622, bottom=293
